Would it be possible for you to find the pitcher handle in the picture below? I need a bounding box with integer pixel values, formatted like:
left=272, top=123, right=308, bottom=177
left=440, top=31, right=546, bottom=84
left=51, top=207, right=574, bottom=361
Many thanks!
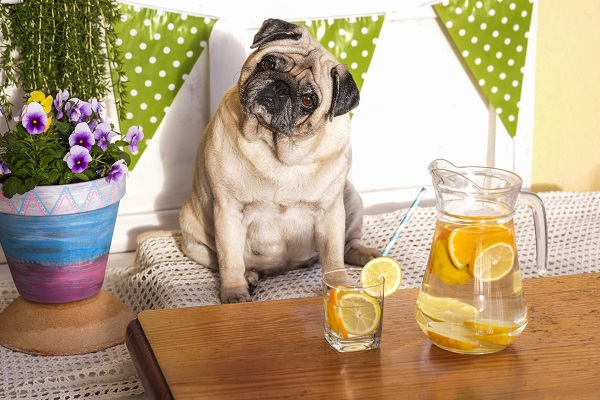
left=518, top=191, right=548, bottom=276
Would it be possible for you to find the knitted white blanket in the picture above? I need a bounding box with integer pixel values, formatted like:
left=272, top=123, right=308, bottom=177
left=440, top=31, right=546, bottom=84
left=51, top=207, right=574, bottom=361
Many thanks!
left=1, top=191, right=599, bottom=399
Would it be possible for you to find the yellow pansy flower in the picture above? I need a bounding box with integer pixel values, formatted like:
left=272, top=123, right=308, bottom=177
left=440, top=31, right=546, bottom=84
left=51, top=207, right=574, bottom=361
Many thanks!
left=44, top=116, right=53, bottom=132
left=27, top=91, right=53, bottom=114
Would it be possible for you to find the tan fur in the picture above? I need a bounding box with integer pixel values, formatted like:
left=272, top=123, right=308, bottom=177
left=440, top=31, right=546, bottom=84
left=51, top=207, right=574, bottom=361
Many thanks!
left=179, top=21, right=379, bottom=303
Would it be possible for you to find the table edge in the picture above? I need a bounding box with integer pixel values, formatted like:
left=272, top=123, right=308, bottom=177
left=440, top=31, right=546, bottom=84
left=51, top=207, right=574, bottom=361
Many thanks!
left=126, top=319, right=174, bottom=400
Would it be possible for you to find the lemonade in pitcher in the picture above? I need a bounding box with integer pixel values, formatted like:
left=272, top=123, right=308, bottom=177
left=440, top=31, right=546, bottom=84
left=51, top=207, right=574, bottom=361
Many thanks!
left=416, top=159, right=547, bottom=355
left=416, top=213, right=527, bottom=354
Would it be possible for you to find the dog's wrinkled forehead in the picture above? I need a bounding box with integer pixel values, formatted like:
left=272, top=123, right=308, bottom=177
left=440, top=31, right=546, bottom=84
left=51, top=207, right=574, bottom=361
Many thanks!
left=247, top=18, right=339, bottom=73
left=250, top=19, right=306, bottom=49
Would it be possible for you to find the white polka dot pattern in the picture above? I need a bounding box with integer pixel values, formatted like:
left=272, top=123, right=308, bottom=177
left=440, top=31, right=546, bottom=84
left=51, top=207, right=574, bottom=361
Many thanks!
left=112, top=4, right=216, bottom=169
left=300, top=15, right=385, bottom=92
left=434, top=0, right=534, bottom=137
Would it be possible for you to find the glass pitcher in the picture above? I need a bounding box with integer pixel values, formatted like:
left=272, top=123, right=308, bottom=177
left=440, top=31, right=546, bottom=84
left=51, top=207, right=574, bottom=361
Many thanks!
left=415, top=159, right=547, bottom=354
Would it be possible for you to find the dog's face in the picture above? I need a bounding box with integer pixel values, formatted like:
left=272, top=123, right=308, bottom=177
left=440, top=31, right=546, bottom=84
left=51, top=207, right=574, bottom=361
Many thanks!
left=238, top=19, right=360, bottom=141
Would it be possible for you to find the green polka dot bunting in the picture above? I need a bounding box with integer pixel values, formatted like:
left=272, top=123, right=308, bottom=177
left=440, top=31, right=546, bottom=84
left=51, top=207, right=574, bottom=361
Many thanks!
left=111, top=4, right=216, bottom=169
left=434, top=0, right=533, bottom=137
left=297, top=15, right=385, bottom=93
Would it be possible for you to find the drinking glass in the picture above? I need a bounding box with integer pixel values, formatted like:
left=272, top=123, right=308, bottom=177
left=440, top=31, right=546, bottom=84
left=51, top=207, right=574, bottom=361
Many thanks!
left=322, top=268, right=385, bottom=352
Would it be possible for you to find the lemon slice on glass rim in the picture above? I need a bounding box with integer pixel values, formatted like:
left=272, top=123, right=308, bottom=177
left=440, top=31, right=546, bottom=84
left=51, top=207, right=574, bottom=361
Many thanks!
left=360, top=256, right=402, bottom=297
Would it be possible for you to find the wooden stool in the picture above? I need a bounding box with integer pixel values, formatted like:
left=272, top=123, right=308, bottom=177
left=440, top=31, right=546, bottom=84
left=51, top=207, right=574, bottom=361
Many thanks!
left=0, top=289, right=134, bottom=355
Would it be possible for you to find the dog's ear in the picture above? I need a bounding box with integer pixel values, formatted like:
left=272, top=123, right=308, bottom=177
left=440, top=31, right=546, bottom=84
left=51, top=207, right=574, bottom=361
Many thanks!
left=251, top=19, right=303, bottom=49
left=329, top=65, right=360, bottom=121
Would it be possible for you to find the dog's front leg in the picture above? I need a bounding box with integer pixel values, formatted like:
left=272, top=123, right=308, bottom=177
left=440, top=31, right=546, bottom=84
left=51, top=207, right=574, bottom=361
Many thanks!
left=315, top=196, right=346, bottom=274
left=214, top=201, right=250, bottom=303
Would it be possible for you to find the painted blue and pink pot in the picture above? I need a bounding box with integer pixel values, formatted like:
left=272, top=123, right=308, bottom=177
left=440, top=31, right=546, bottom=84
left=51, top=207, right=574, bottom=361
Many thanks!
left=0, top=177, right=125, bottom=303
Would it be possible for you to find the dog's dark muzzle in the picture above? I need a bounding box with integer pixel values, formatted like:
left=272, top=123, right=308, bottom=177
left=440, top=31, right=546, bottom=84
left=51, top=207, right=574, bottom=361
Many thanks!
left=257, top=80, right=291, bottom=113
left=244, top=77, right=296, bottom=135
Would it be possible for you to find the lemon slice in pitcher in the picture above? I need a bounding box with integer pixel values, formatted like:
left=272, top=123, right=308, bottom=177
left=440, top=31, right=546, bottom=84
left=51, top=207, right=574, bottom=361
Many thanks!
left=470, top=241, right=515, bottom=282
left=360, top=256, right=402, bottom=297
left=463, top=319, right=521, bottom=335
left=336, top=292, right=382, bottom=336
left=447, top=227, right=479, bottom=269
left=416, top=291, right=480, bottom=324
left=427, top=322, right=479, bottom=351
left=448, top=225, right=512, bottom=269
left=431, top=241, right=473, bottom=285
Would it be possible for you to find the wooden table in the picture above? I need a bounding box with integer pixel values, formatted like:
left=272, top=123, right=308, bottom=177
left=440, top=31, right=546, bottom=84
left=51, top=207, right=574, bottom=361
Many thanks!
left=126, top=273, right=600, bottom=399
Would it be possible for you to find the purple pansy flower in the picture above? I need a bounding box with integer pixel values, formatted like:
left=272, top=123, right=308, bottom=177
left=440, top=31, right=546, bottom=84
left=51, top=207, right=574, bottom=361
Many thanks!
left=63, top=145, right=92, bottom=173
left=53, top=89, right=69, bottom=119
left=21, top=102, right=48, bottom=135
left=88, top=120, right=98, bottom=131
left=0, top=161, right=11, bottom=175
left=66, top=98, right=93, bottom=124
left=125, top=125, right=144, bottom=153
left=68, top=122, right=95, bottom=150
left=93, top=122, right=116, bottom=151
left=106, top=159, right=128, bottom=183
left=90, top=98, right=104, bottom=122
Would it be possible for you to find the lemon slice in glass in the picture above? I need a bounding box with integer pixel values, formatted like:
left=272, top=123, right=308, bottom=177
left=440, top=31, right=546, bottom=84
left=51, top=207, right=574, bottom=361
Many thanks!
left=326, top=301, right=348, bottom=338
left=336, top=292, right=382, bottom=336
left=470, top=241, right=515, bottom=282
left=360, top=256, right=402, bottom=297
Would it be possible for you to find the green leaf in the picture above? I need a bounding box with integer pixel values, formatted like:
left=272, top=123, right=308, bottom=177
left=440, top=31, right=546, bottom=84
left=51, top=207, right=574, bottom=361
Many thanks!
left=14, top=159, right=28, bottom=169
left=119, top=152, right=131, bottom=165
left=40, top=154, right=56, bottom=165
left=24, top=177, right=39, bottom=192
left=74, top=173, right=89, bottom=181
left=54, top=120, right=73, bottom=135
left=48, top=169, right=61, bottom=183
left=54, top=148, right=68, bottom=158
left=1, top=177, right=21, bottom=198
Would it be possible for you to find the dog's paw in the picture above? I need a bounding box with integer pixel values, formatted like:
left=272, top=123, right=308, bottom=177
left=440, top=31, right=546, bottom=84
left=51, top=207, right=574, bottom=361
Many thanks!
left=245, top=270, right=262, bottom=294
left=344, top=244, right=381, bottom=266
left=220, top=284, right=251, bottom=304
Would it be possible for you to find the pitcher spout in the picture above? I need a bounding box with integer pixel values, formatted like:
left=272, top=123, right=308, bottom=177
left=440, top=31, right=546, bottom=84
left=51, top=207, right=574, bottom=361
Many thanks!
left=428, top=159, right=487, bottom=194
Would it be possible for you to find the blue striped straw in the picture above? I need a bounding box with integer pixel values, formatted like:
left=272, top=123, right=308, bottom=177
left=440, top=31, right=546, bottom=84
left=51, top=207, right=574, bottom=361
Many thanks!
left=381, top=187, right=427, bottom=257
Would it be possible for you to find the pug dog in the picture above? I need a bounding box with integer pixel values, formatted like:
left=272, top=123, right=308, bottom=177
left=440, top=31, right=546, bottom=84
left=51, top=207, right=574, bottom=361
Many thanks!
left=179, top=18, right=380, bottom=303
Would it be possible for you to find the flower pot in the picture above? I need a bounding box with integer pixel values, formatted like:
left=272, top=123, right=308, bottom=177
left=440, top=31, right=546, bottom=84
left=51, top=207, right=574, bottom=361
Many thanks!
left=0, top=177, right=126, bottom=303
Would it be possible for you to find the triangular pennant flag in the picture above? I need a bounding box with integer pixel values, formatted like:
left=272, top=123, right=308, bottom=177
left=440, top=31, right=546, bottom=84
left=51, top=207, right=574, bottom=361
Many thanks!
left=434, top=0, right=533, bottom=137
left=297, top=15, right=385, bottom=93
left=111, top=4, right=216, bottom=169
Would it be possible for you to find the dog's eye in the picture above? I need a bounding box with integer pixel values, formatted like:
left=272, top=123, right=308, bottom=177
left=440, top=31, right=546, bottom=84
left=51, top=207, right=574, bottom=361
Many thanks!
left=301, top=95, right=314, bottom=108
left=261, top=59, right=276, bottom=71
